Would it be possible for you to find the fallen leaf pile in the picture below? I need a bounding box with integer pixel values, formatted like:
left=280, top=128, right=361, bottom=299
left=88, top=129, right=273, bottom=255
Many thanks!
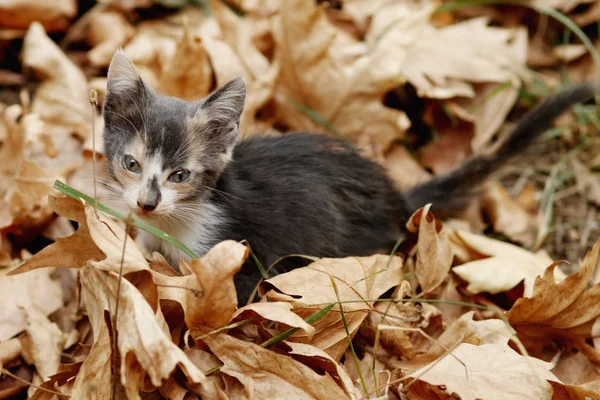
left=0, top=0, right=599, bottom=399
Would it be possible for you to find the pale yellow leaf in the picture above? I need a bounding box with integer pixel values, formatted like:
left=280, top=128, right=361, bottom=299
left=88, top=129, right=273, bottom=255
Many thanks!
left=0, top=267, right=62, bottom=341
left=24, top=307, right=65, bottom=381
left=409, top=343, right=559, bottom=400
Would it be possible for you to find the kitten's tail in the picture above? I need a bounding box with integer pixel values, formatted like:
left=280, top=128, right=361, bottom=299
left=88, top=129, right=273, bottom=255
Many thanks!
left=405, top=81, right=598, bottom=217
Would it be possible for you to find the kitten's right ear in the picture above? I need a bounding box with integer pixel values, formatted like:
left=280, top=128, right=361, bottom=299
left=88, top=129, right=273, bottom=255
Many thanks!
left=106, top=50, right=145, bottom=96
left=104, top=50, right=148, bottom=129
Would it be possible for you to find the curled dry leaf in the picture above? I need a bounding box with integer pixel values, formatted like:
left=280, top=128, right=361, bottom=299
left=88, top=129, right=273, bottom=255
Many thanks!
left=452, top=230, right=565, bottom=297
left=159, top=23, right=213, bottom=100
left=409, top=205, right=453, bottom=294
left=261, top=254, right=403, bottom=360
left=22, top=22, right=89, bottom=140
left=10, top=196, right=148, bottom=276
left=0, top=266, right=63, bottom=341
left=185, top=240, right=249, bottom=331
left=0, top=0, right=76, bottom=32
left=507, top=239, right=600, bottom=360
left=231, top=302, right=315, bottom=337
left=202, top=333, right=351, bottom=399
left=407, top=343, right=559, bottom=400
left=79, top=265, right=208, bottom=399
left=275, top=0, right=410, bottom=149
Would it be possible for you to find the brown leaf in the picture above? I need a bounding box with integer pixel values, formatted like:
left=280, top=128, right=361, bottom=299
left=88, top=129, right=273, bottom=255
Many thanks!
left=508, top=239, right=600, bottom=327
left=87, top=10, right=135, bottom=67
left=281, top=341, right=357, bottom=399
left=261, top=254, right=402, bottom=360
left=210, top=0, right=278, bottom=134
left=185, top=240, right=249, bottom=330
left=79, top=265, right=208, bottom=399
left=408, top=343, right=559, bottom=400
left=202, top=333, right=350, bottom=399
left=0, top=338, right=22, bottom=368
left=23, top=307, right=65, bottom=382
left=410, top=205, right=453, bottom=294
left=70, top=324, right=112, bottom=399
left=231, top=302, right=315, bottom=336
left=22, top=22, right=89, bottom=140
left=0, top=266, right=63, bottom=341
left=482, top=181, right=539, bottom=245
left=274, top=0, right=410, bottom=149
left=0, top=0, right=76, bottom=32
left=159, top=23, right=213, bottom=100
left=507, top=239, right=600, bottom=362
left=369, top=3, right=525, bottom=99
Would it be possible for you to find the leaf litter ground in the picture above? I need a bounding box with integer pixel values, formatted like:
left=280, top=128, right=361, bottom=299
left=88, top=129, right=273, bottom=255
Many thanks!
left=0, top=0, right=600, bottom=399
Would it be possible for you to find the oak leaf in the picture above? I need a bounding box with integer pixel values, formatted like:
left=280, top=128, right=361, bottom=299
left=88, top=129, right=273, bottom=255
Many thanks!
left=231, top=302, right=315, bottom=337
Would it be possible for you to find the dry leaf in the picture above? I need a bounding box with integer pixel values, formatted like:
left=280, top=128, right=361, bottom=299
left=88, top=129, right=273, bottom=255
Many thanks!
left=369, top=4, right=526, bottom=99
left=0, top=0, right=76, bottom=31
left=79, top=265, right=207, bottom=399
left=452, top=230, right=565, bottom=297
left=261, top=254, right=402, bottom=360
left=482, top=181, right=539, bottom=244
left=0, top=266, right=62, bottom=341
left=185, top=240, right=249, bottom=330
left=202, top=333, right=350, bottom=399
left=274, top=0, right=410, bottom=149
left=408, top=343, right=559, bottom=400
left=281, top=341, right=357, bottom=399
left=22, top=22, right=89, bottom=139
left=507, top=239, right=600, bottom=360
left=159, top=24, right=213, bottom=100
left=10, top=196, right=147, bottom=276
left=87, top=10, right=135, bottom=67
left=23, top=307, right=65, bottom=382
left=231, top=302, right=315, bottom=336
left=409, top=205, right=453, bottom=293
left=70, top=324, right=113, bottom=399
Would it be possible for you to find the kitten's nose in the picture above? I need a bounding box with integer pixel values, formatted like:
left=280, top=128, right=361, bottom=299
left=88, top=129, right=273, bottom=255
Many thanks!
left=137, top=200, right=157, bottom=211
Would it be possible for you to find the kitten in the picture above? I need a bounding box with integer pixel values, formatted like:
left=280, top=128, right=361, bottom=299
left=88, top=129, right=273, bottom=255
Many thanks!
left=102, top=50, right=596, bottom=303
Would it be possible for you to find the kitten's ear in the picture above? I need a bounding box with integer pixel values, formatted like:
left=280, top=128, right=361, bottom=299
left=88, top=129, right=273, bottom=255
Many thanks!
left=189, top=77, right=246, bottom=158
left=106, top=50, right=145, bottom=96
left=104, top=50, right=149, bottom=131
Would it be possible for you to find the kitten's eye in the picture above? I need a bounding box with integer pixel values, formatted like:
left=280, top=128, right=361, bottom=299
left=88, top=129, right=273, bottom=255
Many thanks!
left=168, top=169, right=191, bottom=183
left=123, top=155, right=141, bottom=173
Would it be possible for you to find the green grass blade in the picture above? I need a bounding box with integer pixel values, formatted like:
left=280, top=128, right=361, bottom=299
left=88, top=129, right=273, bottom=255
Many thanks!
left=53, top=180, right=199, bottom=259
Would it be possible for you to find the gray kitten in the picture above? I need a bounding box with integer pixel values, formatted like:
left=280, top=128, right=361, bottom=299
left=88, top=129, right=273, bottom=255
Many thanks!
left=102, top=50, right=596, bottom=303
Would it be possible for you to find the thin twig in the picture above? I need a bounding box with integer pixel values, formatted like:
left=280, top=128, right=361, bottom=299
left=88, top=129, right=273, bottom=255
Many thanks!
left=111, top=213, right=133, bottom=399
left=88, top=89, right=99, bottom=216
left=0, top=367, right=69, bottom=397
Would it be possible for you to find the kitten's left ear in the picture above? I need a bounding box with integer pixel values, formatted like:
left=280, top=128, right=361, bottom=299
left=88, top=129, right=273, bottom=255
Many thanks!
left=189, top=77, right=246, bottom=156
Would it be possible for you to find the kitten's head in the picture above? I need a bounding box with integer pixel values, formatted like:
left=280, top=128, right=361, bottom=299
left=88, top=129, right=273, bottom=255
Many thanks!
left=102, top=50, right=246, bottom=223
